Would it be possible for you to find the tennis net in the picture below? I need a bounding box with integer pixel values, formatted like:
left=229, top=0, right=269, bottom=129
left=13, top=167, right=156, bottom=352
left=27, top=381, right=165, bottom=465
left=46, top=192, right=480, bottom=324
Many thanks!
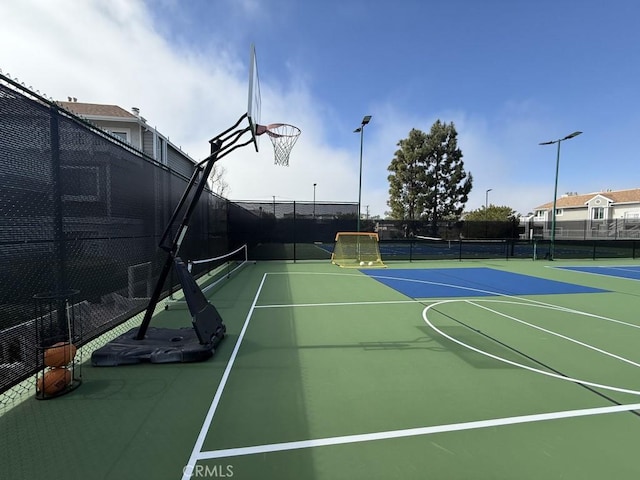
left=412, top=236, right=510, bottom=260
left=165, top=244, right=249, bottom=308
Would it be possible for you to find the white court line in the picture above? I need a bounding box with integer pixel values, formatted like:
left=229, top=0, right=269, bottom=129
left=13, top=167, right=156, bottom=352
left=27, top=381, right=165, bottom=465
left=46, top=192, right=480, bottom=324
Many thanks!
left=606, top=266, right=640, bottom=273
left=196, top=402, right=640, bottom=460
left=181, top=273, right=268, bottom=480
left=549, top=265, right=640, bottom=282
left=467, top=300, right=640, bottom=368
left=257, top=272, right=640, bottom=330
left=255, top=299, right=425, bottom=309
left=553, top=265, right=640, bottom=272
left=422, top=299, right=640, bottom=397
left=186, top=270, right=640, bottom=468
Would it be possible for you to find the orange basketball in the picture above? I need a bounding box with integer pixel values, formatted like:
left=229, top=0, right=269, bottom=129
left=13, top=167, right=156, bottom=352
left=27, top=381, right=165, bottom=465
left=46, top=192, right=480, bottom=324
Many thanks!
left=44, top=342, right=77, bottom=367
left=37, top=368, right=71, bottom=396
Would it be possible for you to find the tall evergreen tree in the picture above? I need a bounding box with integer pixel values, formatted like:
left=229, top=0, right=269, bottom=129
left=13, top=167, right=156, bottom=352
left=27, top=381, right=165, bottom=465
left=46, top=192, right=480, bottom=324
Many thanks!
left=387, top=128, right=429, bottom=221
left=387, top=120, right=473, bottom=235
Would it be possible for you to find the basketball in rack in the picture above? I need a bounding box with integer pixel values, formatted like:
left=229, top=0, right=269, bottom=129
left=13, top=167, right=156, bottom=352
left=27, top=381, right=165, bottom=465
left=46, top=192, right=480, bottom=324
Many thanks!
left=91, top=44, right=301, bottom=367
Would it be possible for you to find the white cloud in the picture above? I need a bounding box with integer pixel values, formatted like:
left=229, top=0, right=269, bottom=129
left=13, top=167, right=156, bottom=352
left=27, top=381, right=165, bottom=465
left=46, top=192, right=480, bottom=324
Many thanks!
left=0, top=0, right=571, bottom=219
left=1, top=0, right=241, bottom=142
left=0, top=0, right=366, bottom=212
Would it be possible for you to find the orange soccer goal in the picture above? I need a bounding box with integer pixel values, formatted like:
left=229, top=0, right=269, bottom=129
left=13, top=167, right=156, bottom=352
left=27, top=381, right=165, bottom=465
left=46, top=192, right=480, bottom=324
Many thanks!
left=331, top=232, right=386, bottom=268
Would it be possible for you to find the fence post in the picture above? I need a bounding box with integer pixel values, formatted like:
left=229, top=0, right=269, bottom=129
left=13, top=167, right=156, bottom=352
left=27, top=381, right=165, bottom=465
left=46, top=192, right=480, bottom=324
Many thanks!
left=293, top=201, right=297, bottom=262
left=49, top=105, right=71, bottom=334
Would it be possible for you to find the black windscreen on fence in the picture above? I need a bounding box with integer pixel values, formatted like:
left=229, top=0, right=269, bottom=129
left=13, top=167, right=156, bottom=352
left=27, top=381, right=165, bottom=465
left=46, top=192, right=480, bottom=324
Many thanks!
left=0, top=79, right=227, bottom=394
left=1, top=75, right=638, bottom=395
left=228, top=200, right=358, bottom=260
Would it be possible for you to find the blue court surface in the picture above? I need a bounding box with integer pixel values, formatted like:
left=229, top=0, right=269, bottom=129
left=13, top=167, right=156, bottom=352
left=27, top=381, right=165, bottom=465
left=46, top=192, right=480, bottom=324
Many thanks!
left=361, top=267, right=608, bottom=298
left=556, top=265, right=640, bottom=281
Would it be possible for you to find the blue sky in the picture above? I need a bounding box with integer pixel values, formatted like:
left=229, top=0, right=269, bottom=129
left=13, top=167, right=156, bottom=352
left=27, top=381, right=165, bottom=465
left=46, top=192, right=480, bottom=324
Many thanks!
left=2, top=0, right=640, bottom=217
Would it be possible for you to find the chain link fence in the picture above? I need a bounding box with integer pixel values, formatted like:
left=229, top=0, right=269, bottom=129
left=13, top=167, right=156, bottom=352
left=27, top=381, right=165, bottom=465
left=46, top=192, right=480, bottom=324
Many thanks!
left=0, top=77, right=226, bottom=396
left=1, top=74, right=638, bottom=398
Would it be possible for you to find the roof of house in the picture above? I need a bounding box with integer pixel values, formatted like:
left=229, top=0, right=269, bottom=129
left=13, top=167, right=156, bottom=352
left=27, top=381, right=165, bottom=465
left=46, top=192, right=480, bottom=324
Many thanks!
left=535, top=188, right=640, bottom=209
left=56, top=101, right=137, bottom=119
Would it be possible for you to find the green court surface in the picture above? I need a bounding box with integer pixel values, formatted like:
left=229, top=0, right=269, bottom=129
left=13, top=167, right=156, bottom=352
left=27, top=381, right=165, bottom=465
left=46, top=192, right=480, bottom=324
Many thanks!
left=2, top=259, right=640, bottom=479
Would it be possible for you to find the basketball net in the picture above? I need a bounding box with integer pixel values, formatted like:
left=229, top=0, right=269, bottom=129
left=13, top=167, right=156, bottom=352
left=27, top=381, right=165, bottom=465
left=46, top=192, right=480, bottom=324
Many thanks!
left=258, top=123, right=301, bottom=166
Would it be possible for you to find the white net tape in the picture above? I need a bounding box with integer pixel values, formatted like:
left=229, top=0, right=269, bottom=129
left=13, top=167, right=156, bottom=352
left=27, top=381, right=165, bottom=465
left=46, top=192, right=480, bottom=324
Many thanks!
left=265, top=123, right=301, bottom=166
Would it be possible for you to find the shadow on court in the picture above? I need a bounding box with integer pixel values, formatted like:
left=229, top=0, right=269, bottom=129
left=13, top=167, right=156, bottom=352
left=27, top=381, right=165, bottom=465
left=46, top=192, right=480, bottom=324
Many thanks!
left=418, top=325, right=548, bottom=370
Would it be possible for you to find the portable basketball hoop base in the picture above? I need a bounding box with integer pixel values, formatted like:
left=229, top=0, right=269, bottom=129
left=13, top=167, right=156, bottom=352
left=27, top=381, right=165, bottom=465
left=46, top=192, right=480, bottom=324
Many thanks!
left=88, top=327, right=220, bottom=366
left=90, top=259, right=225, bottom=366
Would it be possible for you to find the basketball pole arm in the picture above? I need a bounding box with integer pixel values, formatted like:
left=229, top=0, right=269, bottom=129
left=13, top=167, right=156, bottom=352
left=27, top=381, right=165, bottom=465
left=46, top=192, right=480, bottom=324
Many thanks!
left=135, top=114, right=255, bottom=341
left=202, top=113, right=254, bottom=165
left=204, top=113, right=281, bottom=163
left=156, top=117, right=252, bottom=250
left=157, top=163, right=207, bottom=252
left=157, top=114, right=254, bottom=250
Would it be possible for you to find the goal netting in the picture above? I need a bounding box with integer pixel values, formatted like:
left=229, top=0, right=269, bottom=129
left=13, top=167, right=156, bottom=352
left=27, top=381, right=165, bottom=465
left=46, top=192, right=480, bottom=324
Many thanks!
left=331, top=232, right=386, bottom=268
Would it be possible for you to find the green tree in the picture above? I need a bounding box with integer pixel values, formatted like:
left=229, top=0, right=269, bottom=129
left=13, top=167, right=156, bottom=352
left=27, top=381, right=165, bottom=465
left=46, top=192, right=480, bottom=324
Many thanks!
left=464, top=205, right=519, bottom=221
left=387, top=121, right=472, bottom=235
left=463, top=205, right=520, bottom=239
left=386, top=128, right=429, bottom=221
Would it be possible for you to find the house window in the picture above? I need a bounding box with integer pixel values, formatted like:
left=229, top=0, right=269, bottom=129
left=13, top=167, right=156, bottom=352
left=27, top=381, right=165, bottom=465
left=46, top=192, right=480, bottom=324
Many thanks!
left=554, top=208, right=563, bottom=216
left=592, top=207, right=604, bottom=220
left=156, top=136, right=165, bottom=164
left=109, top=130, right=129, bottom=142
left=535, top=210, right=545, bottom=218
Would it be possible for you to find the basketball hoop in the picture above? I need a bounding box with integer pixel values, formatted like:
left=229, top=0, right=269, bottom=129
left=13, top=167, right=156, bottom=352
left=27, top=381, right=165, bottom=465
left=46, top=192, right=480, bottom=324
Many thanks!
left=256, top=123, right=301, bottom=166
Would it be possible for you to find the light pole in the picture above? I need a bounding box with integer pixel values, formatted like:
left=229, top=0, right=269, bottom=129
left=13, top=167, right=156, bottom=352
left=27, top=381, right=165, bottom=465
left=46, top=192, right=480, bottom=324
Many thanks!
left=484, top=188, right=492, bottom=237
left=539, top=131, right=582, bottom=260
left=313, top=183, right=317, bottom=218
left=485, top=188, right=492, bottom=216
left=354, top=115, right=372, bottom=232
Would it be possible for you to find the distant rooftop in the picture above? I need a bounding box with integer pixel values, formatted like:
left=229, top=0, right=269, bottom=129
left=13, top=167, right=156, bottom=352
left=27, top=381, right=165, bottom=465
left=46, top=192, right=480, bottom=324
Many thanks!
left=535, top=188, right=640, bottom=209
left=56, top=100, right=138, bottom=119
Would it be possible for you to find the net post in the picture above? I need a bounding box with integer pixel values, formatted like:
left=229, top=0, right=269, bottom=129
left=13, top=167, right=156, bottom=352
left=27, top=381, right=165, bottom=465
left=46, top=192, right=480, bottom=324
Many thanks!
left=410, top=238, right=413, bottom=263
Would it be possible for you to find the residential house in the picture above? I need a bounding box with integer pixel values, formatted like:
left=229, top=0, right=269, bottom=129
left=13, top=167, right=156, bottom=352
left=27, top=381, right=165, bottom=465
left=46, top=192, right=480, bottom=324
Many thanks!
left=526, top=188, right=640, bottom=239
left=56, top=99, right=196, bottom=178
